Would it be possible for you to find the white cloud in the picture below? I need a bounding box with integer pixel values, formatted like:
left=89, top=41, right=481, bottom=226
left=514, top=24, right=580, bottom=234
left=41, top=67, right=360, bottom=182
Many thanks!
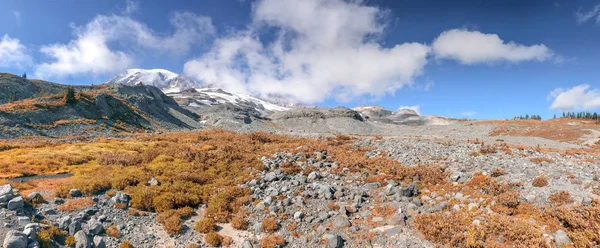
left=576, top=4, right=600, bottom=24
left=184, top=0, right=430, bottom=104
left=432, top=29, right=553, bottom=64
left=461, top=111, right=476, bottom=116
left=397, top=105, right=420, bottom=115
left=0, top=34, right=32, bottom=68
left=549, top=84, right=600, bottom=111
left=13, top=11, right=21, bottom=27
left=35, top=12, right=214, bottom=79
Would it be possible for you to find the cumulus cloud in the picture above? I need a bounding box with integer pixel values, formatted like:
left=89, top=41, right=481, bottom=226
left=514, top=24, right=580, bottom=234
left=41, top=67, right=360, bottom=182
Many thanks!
left=397, top=105, right=420, bottom=115
left=184, top=0, right=430, bottom=104
left=576, top=4, right=600, bottom=24
left=549, top=85, right=600, bottom=111
left=432, top=29, right=553, bottom=64
left=35, top=12, right=214, bottom=79
left=0, top=34, right=32, bottom=68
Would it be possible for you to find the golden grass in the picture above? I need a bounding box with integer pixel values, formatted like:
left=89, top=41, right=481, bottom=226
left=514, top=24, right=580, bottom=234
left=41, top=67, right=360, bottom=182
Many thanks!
left=532, top=176, right=549, bottom=187
left=260, top=234, right=286, bottom=248
left=2, top=130, right=446, bottom=235
left=57, top=198, right=93, bottom=212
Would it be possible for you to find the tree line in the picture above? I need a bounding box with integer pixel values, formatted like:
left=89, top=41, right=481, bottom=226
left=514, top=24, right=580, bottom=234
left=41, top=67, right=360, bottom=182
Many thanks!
left=557, top=111, right=599, bottom=120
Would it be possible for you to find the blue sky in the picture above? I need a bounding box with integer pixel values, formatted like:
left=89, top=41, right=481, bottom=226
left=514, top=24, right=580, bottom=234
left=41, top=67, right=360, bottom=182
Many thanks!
left=1, top=0, right=600, bottom=119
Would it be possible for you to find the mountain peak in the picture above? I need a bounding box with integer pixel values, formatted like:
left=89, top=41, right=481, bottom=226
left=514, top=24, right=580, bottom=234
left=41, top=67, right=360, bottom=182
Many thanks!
left=106, top=69, right=198, bottom=92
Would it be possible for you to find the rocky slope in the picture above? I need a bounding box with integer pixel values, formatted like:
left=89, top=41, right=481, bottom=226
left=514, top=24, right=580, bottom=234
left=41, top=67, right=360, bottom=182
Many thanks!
left=0, top=74, right=201, bottom=138
left=353, top=105, right=455, bottom=126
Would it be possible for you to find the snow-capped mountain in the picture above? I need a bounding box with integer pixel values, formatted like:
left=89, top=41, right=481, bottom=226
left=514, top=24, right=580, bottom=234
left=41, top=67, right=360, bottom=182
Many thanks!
left=167, top=88, right=289, bottom=114
left=105, top=69, right=199, bottom=93
left=105, top=69, right=290, bottom=114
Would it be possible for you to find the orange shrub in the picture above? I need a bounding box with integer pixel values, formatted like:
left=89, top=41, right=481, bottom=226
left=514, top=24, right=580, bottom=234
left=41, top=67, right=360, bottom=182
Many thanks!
left=260, top=234, right=286, bottom=248
left=261, top=217, right=278, bottom=233
left=230, top=216, right=248, bottom=230
left=119, top=241, right=134, bottom=248
left=549, top=191, right=574, bottom=206
left=532, top=176, right=548, bottom=187
left=57, top=198, right=93, bottom=212
left=195, top=218, right=216, bottom=234
left=106, top=225, right=120, bottom=238
left=204, top=232, right=223, bottom=247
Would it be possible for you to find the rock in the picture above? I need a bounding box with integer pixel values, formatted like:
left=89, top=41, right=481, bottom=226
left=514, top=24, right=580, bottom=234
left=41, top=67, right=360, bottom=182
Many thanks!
left=468, top=203, right=479, bottom=211
left=264, top=172, right=278, bottom=182
left=74, top=230, right=91, bottom=248
left=70, top=189, right=82, bottom=198
left=307, top=171, right=321, bottom=180
left=93, top=236, right=106, bottom=248
left=3, top=230, right=27, bottom=248
left=294, top=211, right=304, bottom=221
left=386, top=226, right=403, bottom=237
left=148, top=177, right=160, bottom=186
left=69, top=221, right=82, bottom=235
left=554, top=230, right=572, bottom=248
left=525, top=194, right=536, bottom=203
left=364, top=182, right=381, bottom=191
left=582, top=196, right=593, bottom=206
left=241, top=240, right=253, bottom=248
left=59, top=216, right=71, bottom=230
left=450, top=172, right=463, bottom=182
left=111, top=192, right=130, bottom=204
left=412, top=198, right=423, bottom=206
left=17, top=216, right=30, bottom=226
left=388, top=213, right=406, bottom=226
left=87, top=218, right=103, bottom=235
left=8, top=197, right=24, bottom=210
left=253, top=222, right=262, bottom=235
left=53, top=198, right=65, bottom=204
left=0, top=184, right=14, bottom=199
left=434, top=202, right=449, bottom=212
left=27, top=192, right=42, bottom=201
left=327, top=234, right=344, bottom=248
left=332, top=216, right=351, bottom=228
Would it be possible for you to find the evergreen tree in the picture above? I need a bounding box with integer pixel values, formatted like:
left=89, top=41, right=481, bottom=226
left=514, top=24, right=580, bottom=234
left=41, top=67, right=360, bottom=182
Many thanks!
left=64, top=87, right=77, bottom=104
left=21, top=72, right=26, bottom=79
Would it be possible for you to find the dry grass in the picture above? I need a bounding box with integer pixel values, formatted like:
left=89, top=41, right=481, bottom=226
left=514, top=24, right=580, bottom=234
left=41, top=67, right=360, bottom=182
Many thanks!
left=222, top=236, right=233, bottom=247
left=195, top=218, right=216, bottom=234
left=532, top=176, right=549, bottom=187
left=3, top=130, right=447, bottom=234
left=57, top=198, right=93, bottom=212
left=260, top=234, right=286, bottom=248
left=529, top=157, right=554, bottom=164
left=261, top=217, right=278, bottom=233
left=490, top=168, right=507, bottom=177
left=119, top=241, right=134, bottom=248
left=230, top=216, right=248, bottom=230
left=549, top=191, right=574, bottom=206
left=106, top=225, right=120, bottom=238
left=204, top=232, right=223, bottom=247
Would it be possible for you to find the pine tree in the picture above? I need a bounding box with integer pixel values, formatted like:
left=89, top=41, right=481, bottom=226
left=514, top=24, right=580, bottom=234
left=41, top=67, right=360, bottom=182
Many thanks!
left=64, top=87, right=76, bottom=105
left=21, top=72, right=27, bottom=79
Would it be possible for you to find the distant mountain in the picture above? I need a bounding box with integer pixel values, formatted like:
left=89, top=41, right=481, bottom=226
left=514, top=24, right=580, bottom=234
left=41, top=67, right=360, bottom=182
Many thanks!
left=353, top=105, right=453, bottom=125
left=106, top=69, right=291, bottom=115
left=105, top=69, right=199, bottom=93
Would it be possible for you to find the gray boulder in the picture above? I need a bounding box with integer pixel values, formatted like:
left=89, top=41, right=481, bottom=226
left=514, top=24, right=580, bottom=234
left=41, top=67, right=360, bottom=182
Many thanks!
left=8, top=197, right=24, bottom=210
left=3, top=230, right=27, bottom=248
left=27, top=192, right=42, bottom=201
left=93, top=236, right=106, bottom=248
left=69, top=221, right=82, bottom=235
left=148, top=177, right=160, bottom=186
left=554, top=230, right=572, bottom=248
left=59, top=216, right=71, bottom=230
left=70, top=189, right=82, bottom=198
left=87, top=218, right=103, bottom=235
left=241, top=240, right=253, bottom=248
left=327, top=234, right=344, bottom=248
left=74, top=230, right=91, bottom=248
left=332, top=216, right=351, bottom=228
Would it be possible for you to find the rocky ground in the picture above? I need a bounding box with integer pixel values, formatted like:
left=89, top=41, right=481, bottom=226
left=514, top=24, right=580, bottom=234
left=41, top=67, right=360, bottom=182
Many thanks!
left=1, top=121, right=599, bottom=247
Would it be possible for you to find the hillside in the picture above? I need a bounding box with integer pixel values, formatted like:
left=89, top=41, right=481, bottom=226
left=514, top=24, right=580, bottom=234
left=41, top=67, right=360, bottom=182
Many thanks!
left=0, top=74, right=201, bottom=138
